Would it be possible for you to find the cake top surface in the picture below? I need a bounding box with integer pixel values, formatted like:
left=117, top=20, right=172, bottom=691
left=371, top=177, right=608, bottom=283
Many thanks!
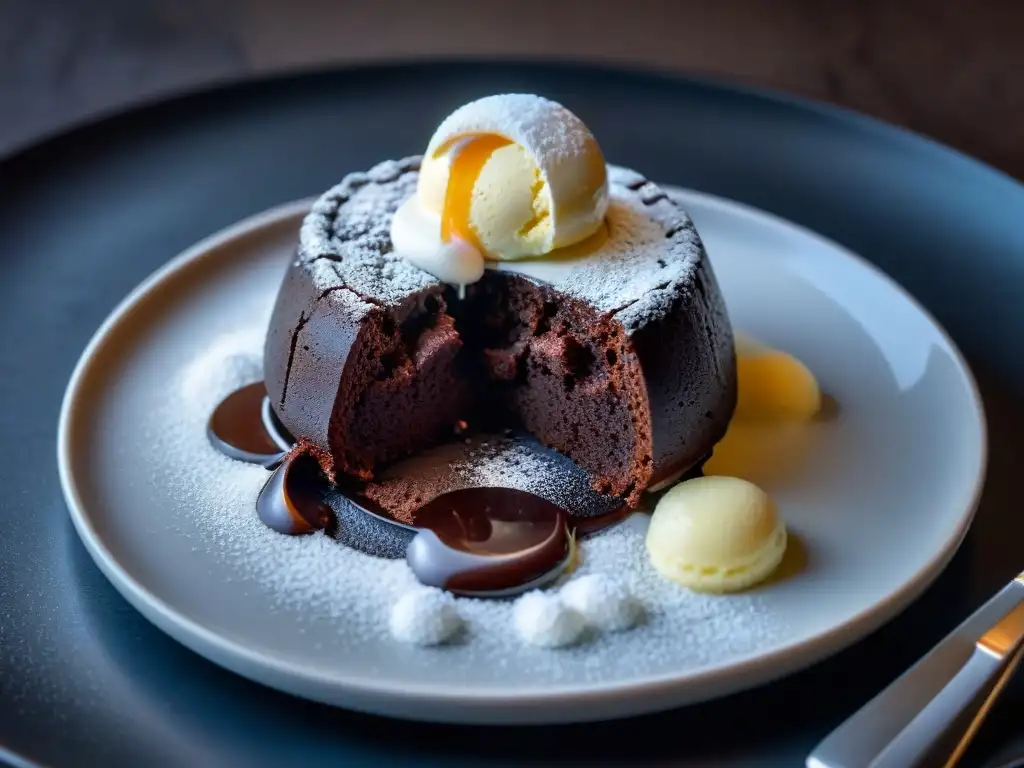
left=298, top=158, right=706, bottom=331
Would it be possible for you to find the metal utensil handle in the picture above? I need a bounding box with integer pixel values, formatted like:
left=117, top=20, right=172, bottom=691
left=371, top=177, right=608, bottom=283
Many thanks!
left=943, top=641, right=1024, bottom=768
left=806, top=579, right=1024, bottom=768
left=869, top=648, right=1003, bottom=768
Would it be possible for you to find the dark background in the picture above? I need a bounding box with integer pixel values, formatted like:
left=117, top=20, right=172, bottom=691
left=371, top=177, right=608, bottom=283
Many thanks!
left=3, top=3, right=1024, bottom=767
left=3, top=0, right=1024, bottom=181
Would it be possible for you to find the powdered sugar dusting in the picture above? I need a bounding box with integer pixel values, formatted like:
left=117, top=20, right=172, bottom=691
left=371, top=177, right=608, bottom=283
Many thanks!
left=299, top=166, right=437, bottom=308
left=298, top=158, right=708, bottom=331
left=495, top=191, right=698, bottom=330
left=148, top=334, right=789, bottom=683
left=363, top=431, right=623, bottom=521
left=513, top=591, right=585, bottom=648
left=559, top=573, right=642, bottom=632
left=390, top=587, right=463, bottom=646
left=425, top=94, right=594, bottom=164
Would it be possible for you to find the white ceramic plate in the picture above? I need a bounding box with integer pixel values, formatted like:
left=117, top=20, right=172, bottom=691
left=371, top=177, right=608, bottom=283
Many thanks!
left=57, top=187, right=986, bottom=724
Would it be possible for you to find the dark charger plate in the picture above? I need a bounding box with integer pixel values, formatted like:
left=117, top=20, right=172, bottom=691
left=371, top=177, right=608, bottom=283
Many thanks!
left=2, top=62, right=1024, bottom=768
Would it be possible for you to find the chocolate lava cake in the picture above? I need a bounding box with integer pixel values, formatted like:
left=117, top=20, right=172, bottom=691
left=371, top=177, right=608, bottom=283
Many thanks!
left=264, top=158, right=736, bottom=509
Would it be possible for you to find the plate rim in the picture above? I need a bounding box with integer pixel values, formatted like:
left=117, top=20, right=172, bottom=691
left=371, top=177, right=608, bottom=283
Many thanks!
left=56, top=187, right=988, bottom=722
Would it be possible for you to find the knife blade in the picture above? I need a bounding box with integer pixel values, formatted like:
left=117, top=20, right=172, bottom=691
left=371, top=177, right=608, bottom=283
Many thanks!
left=807, top=574, right=1024, bottom=768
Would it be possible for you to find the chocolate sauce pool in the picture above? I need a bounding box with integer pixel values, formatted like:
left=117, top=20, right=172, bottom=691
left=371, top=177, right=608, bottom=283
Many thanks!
left=256, top=450, right=335, bottom=535
left=406, top=488, right=571, bottom=594
left=208, top=382, right=641, bottom=595
left=207, top=382, right=292, bottom=467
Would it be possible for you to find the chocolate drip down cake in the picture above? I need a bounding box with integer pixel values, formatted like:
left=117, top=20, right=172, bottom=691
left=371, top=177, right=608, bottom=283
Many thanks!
left=263, top=95, right=737, bottom=520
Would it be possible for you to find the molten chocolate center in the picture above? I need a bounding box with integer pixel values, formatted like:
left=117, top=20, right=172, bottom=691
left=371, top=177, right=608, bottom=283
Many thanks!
left=208, top=382, right=642, bottom=595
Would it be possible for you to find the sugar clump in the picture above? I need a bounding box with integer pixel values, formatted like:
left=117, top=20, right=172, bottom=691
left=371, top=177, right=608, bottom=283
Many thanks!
left=560, top=573, right=642, bottom=632
left=513, top=590, right=585, bottom=648
left=389, top=587, right=463, bottom=646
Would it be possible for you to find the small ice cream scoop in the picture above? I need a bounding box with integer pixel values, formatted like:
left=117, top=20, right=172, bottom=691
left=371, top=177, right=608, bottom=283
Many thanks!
left=645, top=475, right=787, bottom=593
left=732, top=331, right=821, bottom=421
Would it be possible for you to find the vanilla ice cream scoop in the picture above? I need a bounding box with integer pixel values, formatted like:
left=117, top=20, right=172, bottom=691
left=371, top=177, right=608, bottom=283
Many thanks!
left=390, top=94, right=610, bottom=289
left=646, top=475, right=787, bottom=593
left=420, top=94, right=609, bottom=260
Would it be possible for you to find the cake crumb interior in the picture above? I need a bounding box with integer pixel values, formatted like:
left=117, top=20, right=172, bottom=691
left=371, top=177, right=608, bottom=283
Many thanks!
left=332, top=272, right=653, bottom=505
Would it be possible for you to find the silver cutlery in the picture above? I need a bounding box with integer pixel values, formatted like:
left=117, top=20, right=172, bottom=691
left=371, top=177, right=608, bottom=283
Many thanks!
left=808, top=572, right=1024, bottom=768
